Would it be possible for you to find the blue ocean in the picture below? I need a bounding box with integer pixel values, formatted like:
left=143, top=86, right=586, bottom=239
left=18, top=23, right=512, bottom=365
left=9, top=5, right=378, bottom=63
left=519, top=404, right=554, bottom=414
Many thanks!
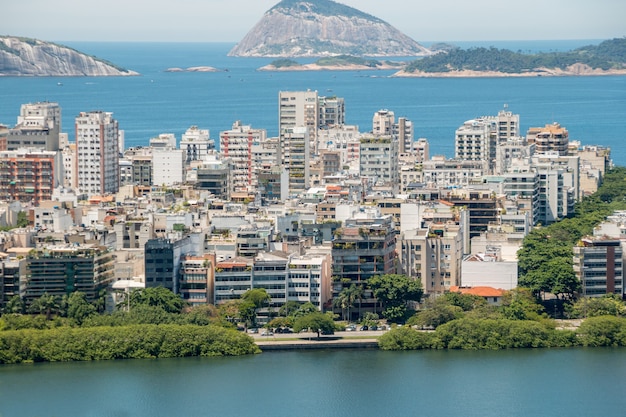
left=0, top=41, right=625, bottom=164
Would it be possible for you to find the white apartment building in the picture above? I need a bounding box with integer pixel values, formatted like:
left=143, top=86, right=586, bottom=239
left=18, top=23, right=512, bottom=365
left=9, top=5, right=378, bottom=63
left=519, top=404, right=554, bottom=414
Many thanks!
left=181, top=126, right=213, bottom=164
left=413, top=138, right=430, bottom=162
left=455, top=118, right=497, bottom=168
left=279, top=90, right=319, bottom=154
left=61, top=143, right=76, bottom=189
left=531, top=154, right=579, bottom=225
left=495, top=138, right=534, bottom=175
left=373, top=109, right=395, bottom=136
left=318, top=96, right=345, bottom=128
left=213, top=251, right=331, bottom=314
left=152, top=148, right=185, bottom=186
left=317, top=124, right=361, bottom=163
left=8, top=101, right=62, bottom=151
left=359, top=135, right=399, bottom=194
left=495, top=108, right=520, bottom=144
left=75, top=111, right=119, bottom=196
left=422, top=157, right=487, bottom=188
left=220, top=121, right=267, bottom=192
left=149, top=133, right=177, bottom=149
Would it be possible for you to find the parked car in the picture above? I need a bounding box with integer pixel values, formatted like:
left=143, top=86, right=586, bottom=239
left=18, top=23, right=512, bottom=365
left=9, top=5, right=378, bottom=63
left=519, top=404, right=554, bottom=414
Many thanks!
left=359, top=325, right=369, bottom=331
left=248, top=328, right=258, bottom=334
left=345, top=325, right=357, bottom=332
left=370, top=325, right=378, bottom=331
left=261, top=330, right=274, bottom=336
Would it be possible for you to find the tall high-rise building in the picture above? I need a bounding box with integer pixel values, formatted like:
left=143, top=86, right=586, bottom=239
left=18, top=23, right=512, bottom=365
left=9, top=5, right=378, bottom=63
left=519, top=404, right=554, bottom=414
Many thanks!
left=527, top=123, right=569, bottom=156
left=220, top=121, right=267, bottom=192
left=331, top=214, right=397, bottom=318
left=359, top=135, right=399, bottom=194
left=495, top=108, right=520, bottom=144
left=574, top=237, right=624, bottom=298
left=0, top=124, right=8, bottom=151
left=373, top=110, right=414, bottom=154
left=0, top=149, right=61, bottom=205
left=394, top=116, right=414, bottom=154
left=281, top=127, right=310, bottom=197
left=8, top=102, right=62, bottom=151
left=75, top=111, right=119, bottom=196
left=279, top=91, right=319, bottom=134
left=455, top=118, right=497, bottom=168
left=279, top=90, right=319, bottom=155
left=318, top=96, right=345, bottom=128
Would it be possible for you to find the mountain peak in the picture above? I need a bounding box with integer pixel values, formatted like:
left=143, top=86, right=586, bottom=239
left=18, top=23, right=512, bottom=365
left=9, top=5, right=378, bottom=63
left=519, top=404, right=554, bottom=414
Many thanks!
left=229, top=0, right=430, bottom=57
left=269, top=0, right=384, bottom=23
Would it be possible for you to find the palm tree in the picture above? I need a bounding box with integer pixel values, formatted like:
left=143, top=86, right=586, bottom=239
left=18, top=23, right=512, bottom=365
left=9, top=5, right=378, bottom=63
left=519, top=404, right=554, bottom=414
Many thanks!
left=28, top=293, right=61, bottom=320
left=3, top=295, right=25, bottom=314
left=334, top=285, right=362, bottom=321
left=352, top=284, right=365, bottom=321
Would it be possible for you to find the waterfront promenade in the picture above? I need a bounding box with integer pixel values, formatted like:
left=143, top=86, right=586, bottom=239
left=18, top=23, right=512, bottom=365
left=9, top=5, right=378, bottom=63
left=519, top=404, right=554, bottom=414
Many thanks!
left=253, top=330, right=385, bottom=350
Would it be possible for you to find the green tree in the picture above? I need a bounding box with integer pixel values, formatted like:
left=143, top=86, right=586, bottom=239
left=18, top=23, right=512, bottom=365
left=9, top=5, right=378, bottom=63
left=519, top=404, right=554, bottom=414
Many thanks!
left=218, top=300, right=242, bottom=324
left=368, top=274, right=423, bottom=323
left=129, top=286, right=185, bottom=314
left=566, top=294, right=626, bottom=318
left=28, top=293, right=61, bottom=320
left=184, top=304, right=222, bottom=326
left=333, top=285, right=362, bottom=321
left=293, top=312, right=335, bottom=338
left=408, top=303, right=464, bottom=329
left=238, top=300, right=257, bottom=329
left=3, top=295, right=25, bottom=314
left=440, top=292, right=487, bottom=311
left=292, top=302, right=318, bottom=318
left=500, top=288, right=545, bottom=321
left=278, top=301, right=302, bottom=317
left=66, top=291, right=97, bottom=325
left=240, top=288, right=271, bottom=327
left=16, top=211, right=29, bottom=228
left=576, top=315, right=626, bottom=347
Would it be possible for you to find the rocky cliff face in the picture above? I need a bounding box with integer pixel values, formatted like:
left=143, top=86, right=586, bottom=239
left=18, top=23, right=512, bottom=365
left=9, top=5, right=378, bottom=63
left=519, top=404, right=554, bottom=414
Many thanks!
left=0, top=37, right=138, bottom=76
left=229, top=0, right=430, bottom=57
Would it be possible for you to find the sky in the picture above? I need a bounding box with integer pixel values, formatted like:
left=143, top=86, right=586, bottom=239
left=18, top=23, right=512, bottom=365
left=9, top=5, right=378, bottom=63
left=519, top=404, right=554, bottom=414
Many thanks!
left=3, top=0, right=625, bottom=43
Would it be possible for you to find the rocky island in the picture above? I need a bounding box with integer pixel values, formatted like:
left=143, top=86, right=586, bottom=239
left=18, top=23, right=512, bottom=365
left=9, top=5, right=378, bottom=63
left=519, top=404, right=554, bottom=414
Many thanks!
left=229, top=0, right=431, bottom=58
left=0, top=36, right=138, bottom=76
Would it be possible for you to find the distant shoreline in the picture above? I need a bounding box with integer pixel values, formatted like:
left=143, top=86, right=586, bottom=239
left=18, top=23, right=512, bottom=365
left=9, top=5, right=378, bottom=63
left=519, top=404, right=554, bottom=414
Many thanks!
left=393, top=65, right=626, bottom=78
left=258, top=63, right=401, bottom=72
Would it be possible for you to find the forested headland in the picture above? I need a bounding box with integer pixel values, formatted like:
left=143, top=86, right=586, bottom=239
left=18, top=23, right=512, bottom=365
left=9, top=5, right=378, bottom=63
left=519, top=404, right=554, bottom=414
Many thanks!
left=403, top=37, right=626, bottom=74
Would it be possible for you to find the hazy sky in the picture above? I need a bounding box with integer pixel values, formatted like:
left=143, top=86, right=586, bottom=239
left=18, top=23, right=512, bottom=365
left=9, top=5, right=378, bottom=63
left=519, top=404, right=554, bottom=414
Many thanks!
left=4, top=0, right=625, bottom=42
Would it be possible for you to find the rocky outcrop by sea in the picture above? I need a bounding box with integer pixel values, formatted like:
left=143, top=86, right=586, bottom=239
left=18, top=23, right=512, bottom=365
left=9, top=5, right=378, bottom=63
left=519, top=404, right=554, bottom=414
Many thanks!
left=228, top=0, right=430, bottom=58
left=0, top=36, right=138, bottom=76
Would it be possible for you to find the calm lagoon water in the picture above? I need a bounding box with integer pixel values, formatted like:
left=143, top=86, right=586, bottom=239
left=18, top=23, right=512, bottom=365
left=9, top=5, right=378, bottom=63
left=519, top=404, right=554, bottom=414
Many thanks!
left=1, top=348, right=625, bottom=417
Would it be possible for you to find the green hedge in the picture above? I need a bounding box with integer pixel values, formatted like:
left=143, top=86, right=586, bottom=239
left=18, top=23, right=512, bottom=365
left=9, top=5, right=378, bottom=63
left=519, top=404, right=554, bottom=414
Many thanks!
left=379, top=318, right=583, bottom=350
left=0, top=324, right=260, bottom=364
